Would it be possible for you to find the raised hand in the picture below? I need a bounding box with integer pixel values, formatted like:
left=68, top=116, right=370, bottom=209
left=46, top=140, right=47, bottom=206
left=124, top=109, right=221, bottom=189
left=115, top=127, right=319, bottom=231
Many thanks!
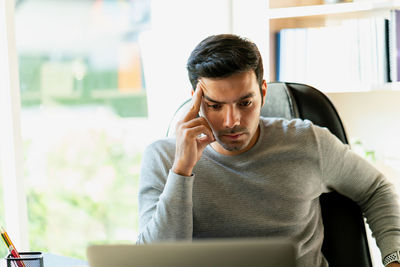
left=172, top=81, right=215, bottom=176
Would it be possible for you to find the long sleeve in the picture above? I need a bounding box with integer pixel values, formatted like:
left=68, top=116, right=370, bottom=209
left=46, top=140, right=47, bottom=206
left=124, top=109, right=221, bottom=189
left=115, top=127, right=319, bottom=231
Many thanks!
left=136, top=139, right=194, bottom=244
left=315, top=125, right=400, bottom=260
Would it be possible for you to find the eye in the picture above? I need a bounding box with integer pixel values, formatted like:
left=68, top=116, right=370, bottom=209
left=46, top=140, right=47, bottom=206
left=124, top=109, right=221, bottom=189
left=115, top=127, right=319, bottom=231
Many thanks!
left=239, top=100, right=252, bottom=107
left=207, top=104, right=222, bottom=110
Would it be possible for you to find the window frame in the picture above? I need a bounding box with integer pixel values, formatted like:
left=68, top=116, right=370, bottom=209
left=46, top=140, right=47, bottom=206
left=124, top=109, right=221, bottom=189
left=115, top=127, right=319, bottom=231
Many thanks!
left=0, top=0, right=29, bottom=250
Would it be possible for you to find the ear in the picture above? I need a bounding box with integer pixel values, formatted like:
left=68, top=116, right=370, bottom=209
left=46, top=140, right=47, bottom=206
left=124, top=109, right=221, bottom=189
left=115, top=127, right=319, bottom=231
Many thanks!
left=261, top=80, right=267, bottom=107
left=191, top=90, right=195, bottom=97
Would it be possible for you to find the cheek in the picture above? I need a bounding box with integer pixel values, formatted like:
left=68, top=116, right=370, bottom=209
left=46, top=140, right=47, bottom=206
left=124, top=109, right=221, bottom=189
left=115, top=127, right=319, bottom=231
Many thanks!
left=200, top=104, right=218, bottom=127
left=202, top=111, right=221, bottom=130
left=243, top=105, right=260, bottom=121
left=242, top=107, right=262, bottom=131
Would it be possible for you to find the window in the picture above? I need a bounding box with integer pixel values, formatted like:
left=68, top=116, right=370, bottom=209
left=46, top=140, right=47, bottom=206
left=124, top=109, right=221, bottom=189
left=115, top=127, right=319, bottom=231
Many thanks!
left=15, top=0, right=151, bottom=258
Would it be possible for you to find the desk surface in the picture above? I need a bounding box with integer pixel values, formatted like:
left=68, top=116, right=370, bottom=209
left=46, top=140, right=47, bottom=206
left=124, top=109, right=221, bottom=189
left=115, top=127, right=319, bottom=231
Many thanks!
left=2, top=253, right=88, bottom=267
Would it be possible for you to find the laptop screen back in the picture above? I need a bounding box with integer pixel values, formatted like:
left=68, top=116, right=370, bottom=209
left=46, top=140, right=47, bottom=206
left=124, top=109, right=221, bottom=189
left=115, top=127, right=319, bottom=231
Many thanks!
left=87, top=238, right=296, bottom=267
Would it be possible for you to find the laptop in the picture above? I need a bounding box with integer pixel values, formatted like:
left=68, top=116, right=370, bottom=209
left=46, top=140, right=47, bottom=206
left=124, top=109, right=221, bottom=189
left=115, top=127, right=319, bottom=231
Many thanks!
left=86, top=238, right=296, bottom=267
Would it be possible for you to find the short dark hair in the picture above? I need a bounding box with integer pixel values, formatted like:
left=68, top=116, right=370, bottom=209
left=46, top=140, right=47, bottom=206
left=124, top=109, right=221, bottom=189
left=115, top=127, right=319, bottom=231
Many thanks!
left=187, top=34, right=264, bottom=91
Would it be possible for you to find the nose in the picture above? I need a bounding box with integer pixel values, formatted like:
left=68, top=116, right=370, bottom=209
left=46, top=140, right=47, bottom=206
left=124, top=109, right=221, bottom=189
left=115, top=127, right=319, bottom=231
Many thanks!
left=223, top=105, right=240, bottom=128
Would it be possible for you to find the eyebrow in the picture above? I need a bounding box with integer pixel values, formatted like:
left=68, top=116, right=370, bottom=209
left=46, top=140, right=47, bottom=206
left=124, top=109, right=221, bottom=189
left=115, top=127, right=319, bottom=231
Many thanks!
left=203, top=93, right=255, bottom=104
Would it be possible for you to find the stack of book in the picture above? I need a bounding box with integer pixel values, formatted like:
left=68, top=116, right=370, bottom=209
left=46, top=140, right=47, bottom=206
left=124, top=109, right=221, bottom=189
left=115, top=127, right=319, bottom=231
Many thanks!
left=275, top=11, right=400, bottom=91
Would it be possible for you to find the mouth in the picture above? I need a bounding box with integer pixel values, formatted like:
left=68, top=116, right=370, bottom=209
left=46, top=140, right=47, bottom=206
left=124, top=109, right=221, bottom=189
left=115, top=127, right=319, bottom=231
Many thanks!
left=222, top=133, right=244, bottom=140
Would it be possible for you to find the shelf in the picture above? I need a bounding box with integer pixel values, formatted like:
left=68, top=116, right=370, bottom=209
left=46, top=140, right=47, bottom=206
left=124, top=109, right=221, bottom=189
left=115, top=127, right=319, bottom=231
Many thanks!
left=318, top=82, right=400, bottom=92
left=267, top=0, right=400, bottom=19
left=374, top=81, right=400, bottom=90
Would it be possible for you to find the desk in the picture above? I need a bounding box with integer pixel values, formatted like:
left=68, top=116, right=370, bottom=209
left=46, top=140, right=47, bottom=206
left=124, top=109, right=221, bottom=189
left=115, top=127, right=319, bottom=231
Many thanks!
left=2, top=253, right=88, bottom=267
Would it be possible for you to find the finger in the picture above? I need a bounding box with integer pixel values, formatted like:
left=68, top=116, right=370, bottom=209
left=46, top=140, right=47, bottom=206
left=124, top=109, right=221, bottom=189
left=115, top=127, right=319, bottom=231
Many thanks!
left=197, top=135, right=215, bottom=151
left=197, top=133, right=215, bottom=144
left=180, top=117, right=212, bottom=131
left=182, top=82, right=203, bottom=122
left=181, top=125, right=214, bottom=141
left=190, top=82, right=203, bottom=115
left=198, top=79, right=207, bottom=92
left=197, top=80, right=208, bottom=117
left=178, top=118, right=215, bottom=141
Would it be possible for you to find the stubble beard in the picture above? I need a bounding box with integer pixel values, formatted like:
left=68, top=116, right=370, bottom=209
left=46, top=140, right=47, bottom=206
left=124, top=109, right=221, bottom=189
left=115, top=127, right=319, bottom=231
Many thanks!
left=214, top=126, right=250, bottom=152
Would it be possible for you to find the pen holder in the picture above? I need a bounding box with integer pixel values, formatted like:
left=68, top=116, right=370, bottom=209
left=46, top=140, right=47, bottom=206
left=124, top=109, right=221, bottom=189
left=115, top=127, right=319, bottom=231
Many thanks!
left=6, top=252, right=44, bottom=267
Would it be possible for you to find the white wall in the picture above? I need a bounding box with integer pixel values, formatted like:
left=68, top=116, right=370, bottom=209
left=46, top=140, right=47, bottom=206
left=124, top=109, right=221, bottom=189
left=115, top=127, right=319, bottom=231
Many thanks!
left=327, top=90, right=400, bottom=267
left=327, top=90, right=400, bottom=186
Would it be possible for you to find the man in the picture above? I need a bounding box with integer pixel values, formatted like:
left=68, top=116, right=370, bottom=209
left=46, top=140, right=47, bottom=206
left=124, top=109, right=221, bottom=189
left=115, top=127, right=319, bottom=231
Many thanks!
left=137, top=34, right=400, bottom=266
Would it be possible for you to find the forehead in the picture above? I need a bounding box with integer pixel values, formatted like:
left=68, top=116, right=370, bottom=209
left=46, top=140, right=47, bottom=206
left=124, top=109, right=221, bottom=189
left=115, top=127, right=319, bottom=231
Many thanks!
left=200, top=71, right=259, bottom=102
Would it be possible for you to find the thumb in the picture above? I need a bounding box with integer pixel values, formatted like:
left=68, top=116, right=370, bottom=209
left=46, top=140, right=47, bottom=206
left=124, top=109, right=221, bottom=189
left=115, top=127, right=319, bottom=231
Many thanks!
left=197, top=135, right=214, bottom=152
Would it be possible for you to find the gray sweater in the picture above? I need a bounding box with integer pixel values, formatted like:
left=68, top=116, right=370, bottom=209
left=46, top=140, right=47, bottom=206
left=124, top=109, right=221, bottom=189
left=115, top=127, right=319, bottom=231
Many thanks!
left=137, top=117, right=400, bottom=266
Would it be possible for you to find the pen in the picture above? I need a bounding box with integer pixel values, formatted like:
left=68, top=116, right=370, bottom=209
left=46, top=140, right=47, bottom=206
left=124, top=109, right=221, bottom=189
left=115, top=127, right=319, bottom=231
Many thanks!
left=1, top=233, right=19, bottom=267
left=1, top=227, right=26, bottom=267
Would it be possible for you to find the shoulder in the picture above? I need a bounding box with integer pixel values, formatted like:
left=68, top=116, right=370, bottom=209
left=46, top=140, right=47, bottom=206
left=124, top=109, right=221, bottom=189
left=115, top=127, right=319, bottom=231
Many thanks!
left=259, top=117, right=336, bottom=146
left=260, top=117, right=314, bottom=133
left=140, top=138, right=176, bottom=178
left=145, top=137, right=176, bottom=153
left=143, top=138, right=176, bottom=162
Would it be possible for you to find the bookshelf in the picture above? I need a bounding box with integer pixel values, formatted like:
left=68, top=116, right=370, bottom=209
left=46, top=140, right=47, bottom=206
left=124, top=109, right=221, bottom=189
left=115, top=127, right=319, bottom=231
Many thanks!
left=268, top=1, right=400, bottom=19
left=267, top=0, right=400, bottom=92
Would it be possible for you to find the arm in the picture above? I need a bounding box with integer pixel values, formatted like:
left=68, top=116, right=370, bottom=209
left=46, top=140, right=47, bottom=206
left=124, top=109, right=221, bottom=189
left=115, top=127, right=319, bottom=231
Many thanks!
left=137, top=82, right=214, bottom=244
left=315, top=126, right=400, bottom=264
left=137, top=148, right=195, bottom=244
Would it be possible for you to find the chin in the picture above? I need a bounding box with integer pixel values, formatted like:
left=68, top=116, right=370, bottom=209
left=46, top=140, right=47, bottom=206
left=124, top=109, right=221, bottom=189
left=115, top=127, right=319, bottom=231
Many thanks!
left=219, top=140, right=248, bottom=152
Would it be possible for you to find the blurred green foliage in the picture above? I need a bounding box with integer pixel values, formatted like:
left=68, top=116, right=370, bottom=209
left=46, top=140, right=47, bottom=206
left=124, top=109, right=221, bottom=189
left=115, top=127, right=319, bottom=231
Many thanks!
left=19, top=54, right=148, bottom=117
left=352, top=139, right=377, bottom=163
left=24, top=129, right=141, bottom=259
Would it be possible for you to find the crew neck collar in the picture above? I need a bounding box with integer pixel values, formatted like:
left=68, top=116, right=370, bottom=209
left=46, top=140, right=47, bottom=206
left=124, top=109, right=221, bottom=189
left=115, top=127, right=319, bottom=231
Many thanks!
left=204, top=119, right=264, bottom=160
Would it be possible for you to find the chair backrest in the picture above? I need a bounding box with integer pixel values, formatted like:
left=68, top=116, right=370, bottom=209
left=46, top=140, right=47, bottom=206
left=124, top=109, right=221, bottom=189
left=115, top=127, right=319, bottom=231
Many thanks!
left=264, top=82, right=372, bottom=267
left=167, top=82, right=372, bottom=267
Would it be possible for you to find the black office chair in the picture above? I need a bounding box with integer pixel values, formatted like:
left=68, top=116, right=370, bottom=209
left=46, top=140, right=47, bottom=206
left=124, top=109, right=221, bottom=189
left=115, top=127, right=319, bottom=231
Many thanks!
left=167, top=82, right=373, bottom=267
